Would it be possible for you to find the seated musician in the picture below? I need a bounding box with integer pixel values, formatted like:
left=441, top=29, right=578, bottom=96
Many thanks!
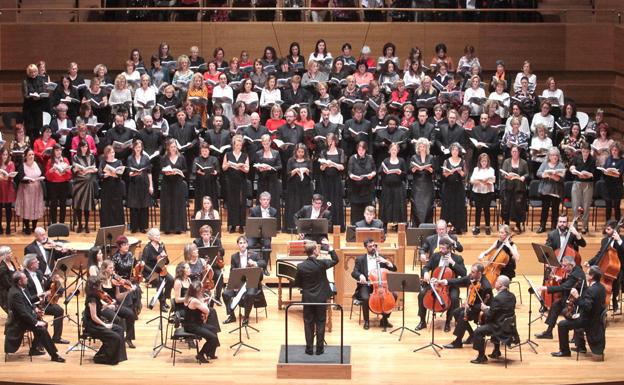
left=478, top=224, right=520, bottom=281
left=173, top=262, right=192, bottom=313
left=192, top=226, right=225, bottom=302
left=99, top=260, right=138, bottom=349
left=351, top=238, right=397, bottom=330
left=22, top=254, right=67, bottom=344
left=222, top=236, right=267, bottom=325
left=4, top=271, right=65, bottom=362
left=420, top=219, right=464, bottom=261
left=294, top=193, right=332, bottom=243
left=552, top=266, right=606, bottom=358
left=184, top=243, right=206, bottom=283
left=248, top=191, right=279, bottom=276
left=183, top=281, right=220, bottom=363
left=535, top=255, right=586, bottom=339
left=471, top=275, right=517, bottom=364
left=354, top=205, right=385, bottom=230
left=0, top=246, right=18, bottom=313
left=111, top=235, right=143, bottom=315
left=416, top=236, right=467, bottom=332
left=24, top=227, right=69, bottom=278
left=585, top=220, right=624, bottom=312
left=141, top=228, right=174, bottom=312
left=294, top=239, right=339, bottom=355
left=442, top=263, right=493, bottom=349
left=83, top=276, right=127, bottom=365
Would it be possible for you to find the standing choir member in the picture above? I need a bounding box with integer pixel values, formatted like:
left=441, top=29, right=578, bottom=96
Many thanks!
left=160, top=139, right=187, bottom=234
left=318, top=133, right=345, bottom=231
left=71, top=139, right=98, bottom=233
left=347, top=141, right=376, bottom=225
left=222, top=134, right=249, bottom=233
left=98, top=145, right=125, bottom=227
left=441, top=143, right=467, bottom=234
left=409, top=138, right=434, bottom=227
left=192, top=142, right=220, bottom=214
left=284, top=144, right=313, bottom=232
left=378, top=143, right=407, bottom=230
left=126, top=140, right=153, bottom=233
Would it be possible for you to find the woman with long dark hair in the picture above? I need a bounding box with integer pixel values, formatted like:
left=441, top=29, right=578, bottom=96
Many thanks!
left=183, top=281, right=220, bottom=363
left=0, top=148, right=16, bottom=234
left=318, top=133, right=345, bottom=231
left=126, top=140, right=152, bottom=233
left=72, top=139, right=97, bottom=233
left=98, top=145, right=125, bottom=227
left=284, top=143, right=313, bottom=232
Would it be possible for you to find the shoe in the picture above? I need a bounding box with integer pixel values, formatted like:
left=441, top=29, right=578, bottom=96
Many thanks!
left=384, top=321, right=393, bottom=328
left=535, top=331, right=553, bottom=339
left=415, top=321, right=427, bottom=331
left=363, top=321, right=369, bottom=330
left=444, top=322, right=451, bottom=332
left=223, top=315, right=236, bottom=324
left=5, top=228, right=10, bottom=235
left=76, top=225, right=83, bottom=233
left=571, top=347, right=587, bottom=354
left=228, top=226, right=236, bottom=233
left=443, top=341, right=462, bottom=349
left=195, top=353, right=209, bottom=363
left=470, top=355, right=488, bottom=364
left=131, top=229, right=137, bottom=234
left=485, top=227, right=491, bottom=235
left=551, top=351, right=571, bottom=357
left=305, top=348, right=314, bottom=355
left=126, top=339, right=136, bottom=349
left=24, top=228, right=31, bottom=235
left=51, top=355, right=66, bottom=363
left=53, top=338, right=70, bottom=344
left=472, top=227, right=480, bottom=235
left=539, top=305, right=549, bottom=314
left=463, top=335, right=473, bottom=345
left=238, top=226, right=245, bottom=234
left=536, top=226, right=545, bottom=234
left=161, top=303, right=170, bottom=312
left=85, top=226, right=90, bottom=234
left=315, top=348, right=324, bottom=355
left=29, top=349, right=45, bottom=356
left=488, top=350, right=502, bottom=359
left=208, top=355, right=218, bottom=360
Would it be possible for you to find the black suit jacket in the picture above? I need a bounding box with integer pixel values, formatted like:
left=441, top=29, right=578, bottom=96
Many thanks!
left=447, top=275, right=493, bottom=306
left=294, top=205, right=332, bottom=227
left=545, top=229, right=587, bottom=251
left=546, top=264, right=586, bottom=295
left=588, top=237, right=624, bottom=266
left=295, top=250, right=339, bottom=303
left=4, top=285, right=39, bottom=353
left=230, top=251, right=266, bottom=287
left=577, top=281, right=606, bottom=354
left=249, top=205, right=278, bottom=219
left=354, top=219, right=384, bottom=229
left=423, top=252, right=467, bottom=278
left=24, top=240, right=54, bottom=277
left=483, top=289, right=517, bottom=339
left=422, top=234, right=464, bottom=254
left=24, top=269, right=50, bottom=302
left=351, top=254, right=397, bottom=298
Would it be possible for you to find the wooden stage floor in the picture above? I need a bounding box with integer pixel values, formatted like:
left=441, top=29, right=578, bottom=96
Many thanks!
left=1, top=230, right=623, bottom=385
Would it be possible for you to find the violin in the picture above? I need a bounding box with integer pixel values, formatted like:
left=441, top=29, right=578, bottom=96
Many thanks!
left=10, top=254, right=23, bottom=270
left=593, top=217, right=624, bottom=306
left=132, top=261, right=145, bottom=283
left=482, top=234, right=512, bottom=286
left=97, top=289, right=114, bottom=305
left=111, top=274, right=133, bottom=290
left=563, top=279, right=585, bottom=320
left=156, top=243, right=169, bottom=277
left=367, top=252, right=396, bottom=318
left=464, top=280, right=490, bottom=324
left=423, top=254, right=454, bottom=312
left=210, top=233, right=225, bottom=269
left=47, top=280, right=62, bottom=305
left=201, top=265, right=215, bottom=291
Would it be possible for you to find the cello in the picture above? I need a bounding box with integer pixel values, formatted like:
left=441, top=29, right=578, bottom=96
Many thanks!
left=482, top=234, right=512, bottom=287
left=368, top=251, right=396, bottom=320
left=423, top=254, right=454, bottom=313
left=593, top=217, right=624, bottom=306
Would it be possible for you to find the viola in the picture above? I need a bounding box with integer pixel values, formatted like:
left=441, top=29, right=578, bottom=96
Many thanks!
left=111, top=274, right=133, bottom=290
left=132, top=261, right=145, bottom=283
left=483, top=235, right=512, bottom=287
left=201, top=265, right=215, bottom=291
left=423, top=254, right=454, bottom=312
left=594, top=217, right=624, bottom=306
left=367, top=254, right=396, bottom=317
left=464, top=280, right=490, bottom=324
left=48, top=280, right=62, bottom=305
left=210, top=234, right=225, bottom=269
left=97, top=289, right=114, bottom=304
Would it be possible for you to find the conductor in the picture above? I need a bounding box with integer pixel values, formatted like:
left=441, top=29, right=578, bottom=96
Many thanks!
left=294, top=239, right=339, bottom=355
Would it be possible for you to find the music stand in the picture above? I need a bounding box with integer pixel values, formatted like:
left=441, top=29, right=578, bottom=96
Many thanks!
left=414, top=286, right=446, bottom=357
left=145, top=257, right=169, bottom=324
left=190, top=219, right=221, bottom=239
left=52, top=254, right=80, bottom=326
left=94, top=225, right=125, bottom=257
left=150, top=278, right=177, bottom=358
left=406, top=228, right=436, bottom=271
left=227, top=267, right=262, bottom=356
left=65, top=278, right=95, bottom=354
left=296, top=218, right=328, bottom=236
left=518, top=275, right=542, bottom=354
left=531, top=242, right=559, bottom=312
left=198, top=246, right=220, bottom=264
left=245, top=217, right=278, bottom=275
left=388, top=273, right=421, bottom=340
left=355, top=228, right=385, bottom=243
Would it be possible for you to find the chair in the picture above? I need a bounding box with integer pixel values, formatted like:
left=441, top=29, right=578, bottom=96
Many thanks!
left=47, top=223, right=70, bottom=241
left=576, top=308, right=607, bottom=362
left=496, top=315, right=522, bottom=368
left=78, top=329, right=98, bottom=366
left=253, top=289, right=268, bottom=323
left=562, top=180, right=574, bottom=213
left=169, top=310, right=201, bottom=366
left=4, top=330, right=33, bottom=363
left=349, top=294, right=363, bottom=324
left=528, top=180, right=542, bottom=231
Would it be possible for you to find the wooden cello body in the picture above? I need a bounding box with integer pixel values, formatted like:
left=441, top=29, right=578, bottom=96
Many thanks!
left=423, top=264, right=454, bottom=312
left=368, top=261, right=396, bottom=315
left=596, top=218, right=624, bottom=306
left=483, top=236, right=511, bottom=287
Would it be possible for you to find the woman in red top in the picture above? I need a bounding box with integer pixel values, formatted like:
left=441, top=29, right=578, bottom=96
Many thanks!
left=295, top=105, right=315, bottom=131
left=265, top=104, right=285, bottom=136
left=203, top=61, right=222, bottom=101
left=0, top=147, right=16, bottom=234
left=44, top=144, right=72, bottom=225
left=33, top=125, right=57, bottom=168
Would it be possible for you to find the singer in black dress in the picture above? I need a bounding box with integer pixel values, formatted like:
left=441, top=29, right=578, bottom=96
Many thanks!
left=410, top=138, right=435, bottom=226
left=222, top=135, right=250, bottom=233
left=318, top=133, right=345, bottom=231
left=192, top=142, right=221, bottom=214
left=126, top=140, right=152, bottom=233
left=441, top=143, right=467, bottom=234
left=284, top=144, right=313, bottom=232
left=255, top=134, right=282, bottom=228
left=379, top=143, right=407, bottom=228
left=98, top=145, right=125, bottom=227
left=347, top=141, right=376, bottom=225
left=160, top=139, right=187, bottom=234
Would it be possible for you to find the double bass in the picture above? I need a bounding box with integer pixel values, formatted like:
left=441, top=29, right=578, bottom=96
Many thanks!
left=368, top=251, right=396, bottom=318
left=483, top=234, right=512, bottom=286
left=593, top=217, right=624, bottom=306
left=423, top=254, right=454, bottom=312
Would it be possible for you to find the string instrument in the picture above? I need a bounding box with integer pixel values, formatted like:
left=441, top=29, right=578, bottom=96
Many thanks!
left=47, top=280, right=62, bottom=305
left=111, top=274, right=133, bottom=290
left=97, top=289, right=114, bottom=305
left=423, top=254, right=454, bottom=312
left=132, top=261, right=145, bottom=283
left=367, top=253, right=396, bottom=316
left=464, top=280, right=490, bottom=324
left=156, top=242, right=169, bottom=277
left=201, top=264, right=215, bottom=291
left=211, top=232, right=225, bottom=269
left=10, top=254, right=23, bottom=270
left=594, top=217, right=624, bottom=306
left=563, top=279, right=585, bottom=320
left=483, top=235, right=512, bottom=286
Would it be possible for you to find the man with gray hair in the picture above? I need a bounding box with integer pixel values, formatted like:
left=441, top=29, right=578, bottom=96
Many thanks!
left=248, top=191, right=278, bottom=275
left=470, top=274, right=516, bottom=364
left=24, top=227, right=69, bottom=277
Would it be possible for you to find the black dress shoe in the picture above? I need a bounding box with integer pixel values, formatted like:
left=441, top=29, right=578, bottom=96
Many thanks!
left=53, top=338, right=70, bottom=344
left=535, top=331, right=553, bottom=339
left=443, top=341, right=462, bottom=349
left=444, top=322, right=451, bottom=332
left=196, top=354, right=209, bottom=363
left=51, top=355, right=66, bottom=363
left=363, top=321, right=369, bottom=330
left=551, top=351, right=571, bottom=357
left=384, top=321, right=393, bottom=328
left=488, top=350, right=502, bottom=359
left=470, top=355, right=488, bottom=364
left=536, top=226, right=545, bottom=234
left=571, top=347, right=587, bottom=354
left=29, top=349, right=45, bottom=356
left=228, top=226, right=236, bottom=233
left=315, top=348, right=324, bottom=355
left=208, top=355, right=218, bottom=360
left=126, top=339, right=136, bottom=349
left=223, top=315, right=236, bottom=324
left=485, top=227, right=491, bottom=235
left=415, top=321, right=427, bottom=331
left=463, top=335, right=474, bottom=345
left=305, top=348, right=314, bottom=355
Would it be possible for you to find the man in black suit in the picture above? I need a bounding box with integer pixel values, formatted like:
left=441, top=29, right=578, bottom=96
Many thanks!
left=4, top=271, right=65, bottom=362
left=351, top=238, right=398, bottom=330
left=222, top=236, right=267, bottom=325
left=355, top=205, right=384, bottom=229
left=410, top=108, right=437, bottom=155
left=193, top=225, right=225, bottom=304
left=585, top=220, right=624, bottom=311
left=22, top=254, right=68, bottom=344
left=535, top=255, right=586, bottom=339
left=294, top=194, right=332, bottom=243
left=294, top=239, right=339, bottom=355
left=442, top=263, right=493, bottom=349
left=24, top=227, right=69, bottom=278
left=471, top=274, right=517, bottom=364
left=248, top=191, right=278, bottom=275
left=420, top=219, right=464, bottom=260
left=416, top=236, right=467, bottom=332
left=552, top=266, right=606, bottom=357
left=545, top=215, right=587, bottom=253
left=105, top=113, right=136, bottom=162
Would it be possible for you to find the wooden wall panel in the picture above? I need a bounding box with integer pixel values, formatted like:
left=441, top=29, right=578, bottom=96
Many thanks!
left=615, top=26, right=624, bottom=75
left=565, top=24, right=614, bottom=72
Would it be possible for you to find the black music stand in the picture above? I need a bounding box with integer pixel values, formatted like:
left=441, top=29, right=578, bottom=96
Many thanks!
left=145, top=257, right=169, bottom=325
left=531, top=242, right=559, bottom=314
left=52, top=254, right=80, bottom=326
left=519, top=274, right=542, bottom=354
left=95, top=225, right=125, bottom=257
left=65, top=278, right=94, bottom=354
left=296, top=218, right=328, bottom=241
left=190, top=219, right=221, bottom=238
left=198, top=246, right=220, bottom=263
left=228, top=267, right=262, bottom=356
left=246, top=217, right=278, bottom=275
left=388, top=273, right=421, bottom=341
left=414, top=286, right=446, bottom=357
left=150, top=278, right=177, bottom=358
left=406, top=228, right=436, bottom=271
